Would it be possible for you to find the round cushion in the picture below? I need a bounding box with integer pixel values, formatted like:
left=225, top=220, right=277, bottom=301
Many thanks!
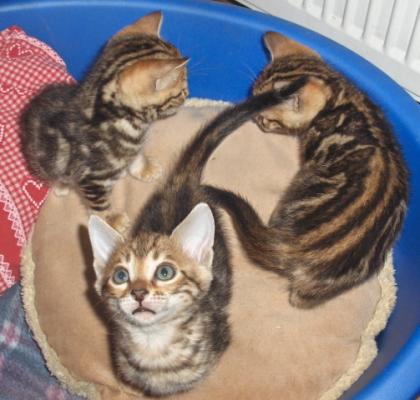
left=22, top=100, right=396, bottom=400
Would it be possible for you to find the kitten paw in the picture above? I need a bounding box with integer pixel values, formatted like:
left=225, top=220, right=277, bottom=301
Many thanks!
left=53, top=185, right=70, bottom=197
left=289, top=290, right=326, bottom=310
left=106, top=212, right=130, bottom=235
left=288, top=291, right=307, bottom=309
left=129, top=156, right=162, bottom=182
left=288, top=289, right=318, bottom=309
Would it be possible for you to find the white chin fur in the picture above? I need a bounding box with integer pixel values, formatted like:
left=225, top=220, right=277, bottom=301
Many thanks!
left=118, top=296, right=170, bottom=326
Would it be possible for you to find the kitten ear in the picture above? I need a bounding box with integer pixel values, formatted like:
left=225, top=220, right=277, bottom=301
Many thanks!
left=171, top=203, right=215, bottom=267
left=115, top=11, right=163, bottom=38
left=118, top=58, right=188, bottom=96
left=263, top=31, right=320, bottom=60
left=88, top=215, right=124, bottom=279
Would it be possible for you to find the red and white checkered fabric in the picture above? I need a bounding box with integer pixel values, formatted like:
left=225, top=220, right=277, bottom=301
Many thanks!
left=0, top=26, right=74, bottom=294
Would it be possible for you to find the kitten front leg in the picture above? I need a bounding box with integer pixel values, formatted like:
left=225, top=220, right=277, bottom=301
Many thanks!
left=128, top=153, right=162, bottom=182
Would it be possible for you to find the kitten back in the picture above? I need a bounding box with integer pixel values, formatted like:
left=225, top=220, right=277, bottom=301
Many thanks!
left=20, top=10, right=188, bottom=211
left=209, top=31, right=409, bottom=308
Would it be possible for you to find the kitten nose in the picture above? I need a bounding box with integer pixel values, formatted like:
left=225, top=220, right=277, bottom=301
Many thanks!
left=131, top=288, right=148, bottom=302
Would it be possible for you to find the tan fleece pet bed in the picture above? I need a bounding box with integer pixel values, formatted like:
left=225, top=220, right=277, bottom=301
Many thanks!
left=22, top=99, right=396, bottom=400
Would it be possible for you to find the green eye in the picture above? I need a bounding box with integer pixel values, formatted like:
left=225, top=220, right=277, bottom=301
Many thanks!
left=155, top=264, right=176, bottom=281
left=112, top=267, right=129, bottom=285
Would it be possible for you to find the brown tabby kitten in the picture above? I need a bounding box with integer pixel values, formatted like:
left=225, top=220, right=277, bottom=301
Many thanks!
left=21, top=11, right=188, bottom=211
left=87, top=79, right=307, bottom=396
left=205, top=32, right=409, bottom=308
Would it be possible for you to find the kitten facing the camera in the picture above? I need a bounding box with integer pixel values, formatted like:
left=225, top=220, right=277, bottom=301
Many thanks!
left=89, top=203, right=225, bottom=397
left=87, top=79, right=307, bottom=396
left=21, top=11, right=188, bottom=211
left=206, top=32, right=409, bottom=308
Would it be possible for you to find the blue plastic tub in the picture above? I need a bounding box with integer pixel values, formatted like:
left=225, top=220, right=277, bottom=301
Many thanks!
left=0, top=1, right=419, bottom=399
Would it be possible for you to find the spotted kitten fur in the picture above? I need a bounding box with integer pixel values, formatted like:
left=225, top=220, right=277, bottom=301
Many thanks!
left=206, top=32, right=409, bottom=308
left=87, top=80, right=307, bottom=396
left=21, top=12, right=188, bottom=211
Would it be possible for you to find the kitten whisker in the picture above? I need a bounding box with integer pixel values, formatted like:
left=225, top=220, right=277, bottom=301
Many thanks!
left=238, top=60, right=258, bottom=83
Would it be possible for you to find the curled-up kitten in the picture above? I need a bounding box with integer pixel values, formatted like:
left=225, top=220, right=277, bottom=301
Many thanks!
left=21, top=11, right=188, bottom=211
left=87, top=78, right=307, bottom=396
left=205, top=32, right=409, bottom=308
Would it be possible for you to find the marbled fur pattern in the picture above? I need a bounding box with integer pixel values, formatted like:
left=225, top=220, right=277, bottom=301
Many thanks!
left=21, top=12, right=188, bottom=211
left=205, top=32, right=409, bottom=308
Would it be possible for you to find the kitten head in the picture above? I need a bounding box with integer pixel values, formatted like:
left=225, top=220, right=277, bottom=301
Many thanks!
left=253, top=31, right=332, bottom=133
left=92, top=11, right=188, bottom=120
left=88, top=203, right=215, bottom=327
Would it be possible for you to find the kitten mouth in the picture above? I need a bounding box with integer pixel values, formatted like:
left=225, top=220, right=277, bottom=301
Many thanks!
left=133, top=306, right=156, bottom=315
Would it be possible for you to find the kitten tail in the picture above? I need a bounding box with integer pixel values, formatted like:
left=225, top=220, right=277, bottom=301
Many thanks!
left=204, top=185, right=284, bottom=273
left=171, top=76, right=309, bottom=187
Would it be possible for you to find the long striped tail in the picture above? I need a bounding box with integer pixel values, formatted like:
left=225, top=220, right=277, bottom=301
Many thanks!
left=170, top=76, right=308, bottom=186
left=204, top=185, right=285, bottom=272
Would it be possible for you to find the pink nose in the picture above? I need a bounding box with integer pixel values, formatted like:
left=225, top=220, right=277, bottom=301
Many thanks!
left=131, top=288, right=148, bottom=302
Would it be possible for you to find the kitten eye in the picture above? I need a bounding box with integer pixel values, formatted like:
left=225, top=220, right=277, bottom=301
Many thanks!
left=155, top=264, right=176, bottom=281
left=112, top=267, right=130, bottom=285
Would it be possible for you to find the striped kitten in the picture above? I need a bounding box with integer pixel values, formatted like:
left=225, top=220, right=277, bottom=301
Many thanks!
left=206, top=32, right=409, bottom=308
left=87, top=80, right=307, bottom=396
left=21, top=11, right=188, bottom=211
